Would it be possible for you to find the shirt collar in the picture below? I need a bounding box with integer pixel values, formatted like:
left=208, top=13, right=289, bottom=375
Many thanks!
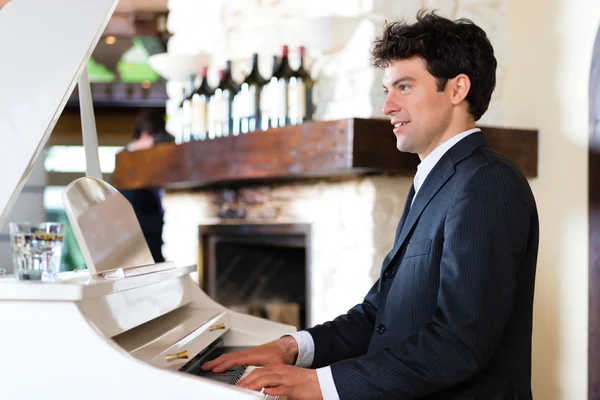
left=414, top=128, right=481, bottom=193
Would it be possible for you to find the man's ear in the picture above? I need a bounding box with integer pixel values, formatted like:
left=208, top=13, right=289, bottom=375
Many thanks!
left=448, top=74, right=471, bottom=106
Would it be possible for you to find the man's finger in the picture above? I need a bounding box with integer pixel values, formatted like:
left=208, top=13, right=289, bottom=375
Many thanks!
left=263, top=386, right=290, bottom=397
left=202, top=353, right=250, bottom=372
left=210, top=357, right=250, bottom=373
left=201, top=354, right=233, bottom=371
left=237, top=367, right=274, bottom=388
left=239, top=373, right=282, bottom=391
left=200, top=357, right=223, bottom=371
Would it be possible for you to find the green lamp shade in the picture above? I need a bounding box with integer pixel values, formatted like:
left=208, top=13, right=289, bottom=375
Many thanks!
left=87, top=57, right=116, bottom=83
left=117, top=37, right=160, bottom=83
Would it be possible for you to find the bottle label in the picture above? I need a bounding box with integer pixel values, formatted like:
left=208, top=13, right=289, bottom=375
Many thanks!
left=190, top=95, right=208, bottom=134
left=235, top=83, right=257, bottom=119
left=288, top=78, right=306, bottom=118
left=273, top=78, right=287, bottom=119
left=181, top=99, right=192, bottom=140
left=260, top=83, right=272, bottom=120
left=209, top=91, right=226, bottom=125
left=181, top=99, right=192, bottom=124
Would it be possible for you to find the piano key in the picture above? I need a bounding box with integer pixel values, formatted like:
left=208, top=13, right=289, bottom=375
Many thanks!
left=180, top=345, right=279, bottom=398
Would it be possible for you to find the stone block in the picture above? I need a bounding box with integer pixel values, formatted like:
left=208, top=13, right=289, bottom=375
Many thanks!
left=365, top=0, right=424, bottom=20
left=167, top=1, right=224, bottom=34
left=278, top=0, right=364, bottom=17
left=167, top=28, right=228, bottom=56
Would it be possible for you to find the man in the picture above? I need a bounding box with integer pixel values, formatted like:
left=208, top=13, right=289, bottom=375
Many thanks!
left=203, top=10, right=539, bottom=400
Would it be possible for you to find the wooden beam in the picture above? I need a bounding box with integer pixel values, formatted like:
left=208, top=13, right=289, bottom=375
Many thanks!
left=47, top=172, right=114, bottom=187
left=51, top=109, right=139, bottom=146
left=112, top=118, right=539, bottom=190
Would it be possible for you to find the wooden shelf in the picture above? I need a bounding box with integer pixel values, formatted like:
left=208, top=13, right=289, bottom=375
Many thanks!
left=65, top=82, right=168, bottom=110
left=112, top=118, right=538, bottom=190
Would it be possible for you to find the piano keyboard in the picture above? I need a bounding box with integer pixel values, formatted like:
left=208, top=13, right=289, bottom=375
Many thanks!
left=183, top=362, right=249, bottom=386
left=179, top=339, right=280, bottom=399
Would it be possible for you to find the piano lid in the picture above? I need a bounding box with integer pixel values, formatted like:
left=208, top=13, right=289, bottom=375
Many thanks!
left=0, top=0, right=119, bottom=230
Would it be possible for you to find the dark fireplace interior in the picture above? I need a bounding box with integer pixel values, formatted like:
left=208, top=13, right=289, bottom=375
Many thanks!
left=199, top=223, right=310, bottom=329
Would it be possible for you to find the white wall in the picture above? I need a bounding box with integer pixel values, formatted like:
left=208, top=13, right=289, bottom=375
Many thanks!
left=503, top=1, right=599, bottom=398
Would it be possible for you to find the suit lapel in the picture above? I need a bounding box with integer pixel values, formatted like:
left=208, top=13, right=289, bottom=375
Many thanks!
left=383, top=131, right=488, bottom=270
left=393, top=157, right=455, bottom=256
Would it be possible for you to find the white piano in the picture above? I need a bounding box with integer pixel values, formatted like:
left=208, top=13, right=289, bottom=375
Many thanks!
left=0, top=1, right=295, bottom=399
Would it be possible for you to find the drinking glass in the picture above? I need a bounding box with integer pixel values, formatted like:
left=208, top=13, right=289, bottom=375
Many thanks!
left=9, top=222, right=65, bottom=281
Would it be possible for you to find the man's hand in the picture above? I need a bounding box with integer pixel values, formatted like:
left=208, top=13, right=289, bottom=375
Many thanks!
left=201, top=336, right=299, bottom=373
left=127, top=134, right=154, bottom=151
left=238, top=365, right=323, bottom=400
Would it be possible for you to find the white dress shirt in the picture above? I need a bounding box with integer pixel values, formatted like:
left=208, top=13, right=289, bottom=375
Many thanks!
left=412, top=128, right=481, bottom=202
left=288, top=128, right=481, bottom=400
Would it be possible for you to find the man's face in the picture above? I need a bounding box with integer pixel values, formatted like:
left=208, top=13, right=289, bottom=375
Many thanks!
left=382, top=57, right=455, bottom=159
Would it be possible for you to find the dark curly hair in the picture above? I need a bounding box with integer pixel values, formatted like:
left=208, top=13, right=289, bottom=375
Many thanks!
left=370, top=10, right=497, bottom=121
left=133, top=109, right=173, bottom=144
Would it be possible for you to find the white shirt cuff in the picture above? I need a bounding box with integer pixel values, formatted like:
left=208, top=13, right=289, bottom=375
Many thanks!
left=316, top=366, right=341, bottom=400
left=283, top=331, right=315, bottom=368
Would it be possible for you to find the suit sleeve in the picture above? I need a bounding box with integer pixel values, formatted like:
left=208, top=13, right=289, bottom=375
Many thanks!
left=305, top=280, right=381, bottom=368
left=330, top=162, right=535, bottom=399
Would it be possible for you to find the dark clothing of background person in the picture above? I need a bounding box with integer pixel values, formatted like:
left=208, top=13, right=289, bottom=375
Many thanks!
left=121, top=110, right=172, bottom=263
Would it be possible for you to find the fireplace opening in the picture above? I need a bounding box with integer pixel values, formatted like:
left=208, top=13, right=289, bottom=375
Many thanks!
left=199, top=223, right=310, bottom=329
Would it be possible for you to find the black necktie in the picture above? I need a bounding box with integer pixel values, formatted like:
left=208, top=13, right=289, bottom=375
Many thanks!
left=395, top=184, right=415, bottom=241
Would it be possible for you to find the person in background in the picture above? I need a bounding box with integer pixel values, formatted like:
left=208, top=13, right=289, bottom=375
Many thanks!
left=126, top=109, right=173, bottom=151
left=122, top=110, right=173, bottom=263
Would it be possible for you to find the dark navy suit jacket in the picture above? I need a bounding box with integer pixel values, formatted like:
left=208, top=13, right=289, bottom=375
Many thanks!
left=306, top=132, right=539, bottom=399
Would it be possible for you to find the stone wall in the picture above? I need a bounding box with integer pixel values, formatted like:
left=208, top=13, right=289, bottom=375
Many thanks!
left=163, top=176, right=412, bottom=325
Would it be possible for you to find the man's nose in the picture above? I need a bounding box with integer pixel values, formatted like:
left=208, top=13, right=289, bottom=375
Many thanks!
left=382, top=93, right=400, bottom=116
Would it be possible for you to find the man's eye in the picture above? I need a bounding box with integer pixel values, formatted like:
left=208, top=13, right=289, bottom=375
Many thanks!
left=400, top=85, right=409, bottom=92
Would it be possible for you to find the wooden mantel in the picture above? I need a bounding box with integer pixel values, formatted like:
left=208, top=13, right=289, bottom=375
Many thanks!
left=112, top=118, right=538, bottom=190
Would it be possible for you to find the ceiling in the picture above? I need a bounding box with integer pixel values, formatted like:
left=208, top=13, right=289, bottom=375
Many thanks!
left=0, top=0, right=168, bottom=12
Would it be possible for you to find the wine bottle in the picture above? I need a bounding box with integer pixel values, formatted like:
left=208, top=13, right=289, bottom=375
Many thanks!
left=260, top=55, right=279, bottom=131
left=224, top=60, right=240, bottom=135
left=288, top=46, right=314, bottom=125
left=190, top=66, right=213, bottom=140
left=234, top=53, right=268, bottom=134
left=178, top=74, right=195, bottom=143
left=174, top=87, right=186, bottom=144
left=224, top=60, right=240, bottom=92
left=208, top=68, right=238, bottom=138
left=269, top=45, right=294, bottom=128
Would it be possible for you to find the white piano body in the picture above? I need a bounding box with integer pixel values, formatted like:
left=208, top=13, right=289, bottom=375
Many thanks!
left=0, top=1, right=295, bottom=399
left=0, top=264, right=295, bottom=399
